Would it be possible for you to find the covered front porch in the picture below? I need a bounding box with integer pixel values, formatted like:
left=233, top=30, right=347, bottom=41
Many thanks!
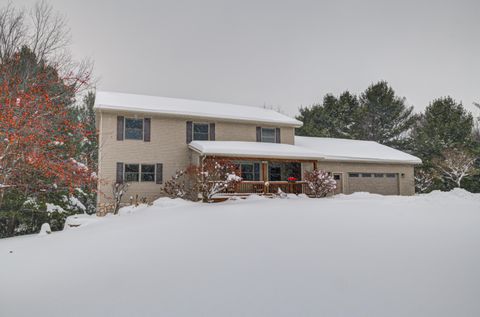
left=227, top=158, right=317, bottom=195
left=188, top=140, right=322, bottom=195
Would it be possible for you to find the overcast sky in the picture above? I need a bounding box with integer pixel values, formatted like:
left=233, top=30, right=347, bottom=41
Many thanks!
left=14, top=0, right=480, bottom=116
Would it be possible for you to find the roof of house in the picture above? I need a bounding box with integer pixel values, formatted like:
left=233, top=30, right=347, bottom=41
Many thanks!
left=295, top=136, right=422, bottom=164
left=94, top=91, right=302, bottom=127
left=189, top=141, right=323, bottom=161
left=190, top=138, right=422, bottom=164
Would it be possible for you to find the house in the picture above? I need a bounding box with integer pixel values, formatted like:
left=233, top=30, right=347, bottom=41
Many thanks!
left=94, top=91, right=421, bottom=206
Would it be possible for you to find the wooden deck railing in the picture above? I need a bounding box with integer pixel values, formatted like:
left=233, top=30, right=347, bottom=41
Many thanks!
left=226, top=181, right=310, bottom=195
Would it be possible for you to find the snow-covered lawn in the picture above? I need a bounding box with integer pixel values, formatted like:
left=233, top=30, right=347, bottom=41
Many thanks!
left=1, top=190, right=480, bottom=317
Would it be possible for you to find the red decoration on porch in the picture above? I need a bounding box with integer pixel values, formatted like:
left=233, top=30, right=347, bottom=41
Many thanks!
left=287, top=177, right=297, bottom=182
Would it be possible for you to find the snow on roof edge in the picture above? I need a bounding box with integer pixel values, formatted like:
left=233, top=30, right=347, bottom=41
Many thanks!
left=188, top=141, right=323, bottom=160
left=94, top=91, right=303, bottom=127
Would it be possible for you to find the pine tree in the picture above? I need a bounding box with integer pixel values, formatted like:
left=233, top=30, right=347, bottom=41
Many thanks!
left=410, top=97, right=474, bottom=161
left=356, top=81, right=415, bottom=147
left=296, top=91, right=360, bottom=139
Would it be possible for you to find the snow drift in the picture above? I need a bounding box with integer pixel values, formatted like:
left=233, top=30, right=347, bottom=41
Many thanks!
left=1, top=190, right=479, bottom=317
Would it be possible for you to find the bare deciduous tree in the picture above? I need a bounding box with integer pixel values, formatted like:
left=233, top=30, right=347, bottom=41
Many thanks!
left=0, top=1, right=92, bottom=92
left=0, top=3, right=25, bottom=62
left=112, top=182, right=129, bottom=215
left=433, top=148, right=477, bottom=188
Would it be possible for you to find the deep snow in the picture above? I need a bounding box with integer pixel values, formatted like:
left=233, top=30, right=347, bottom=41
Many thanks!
left=1, top=190, right=479, bottom=317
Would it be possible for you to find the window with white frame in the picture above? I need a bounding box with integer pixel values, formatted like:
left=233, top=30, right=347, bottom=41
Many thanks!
left=141, top=164, right=155, bottom=182
left=261, top=128, right=276, bottom=143
left=125, top=118, right=143, bottom=140
left=125, top=164, right=140, bottom=182
left=193, top=123, right=209, bottom=141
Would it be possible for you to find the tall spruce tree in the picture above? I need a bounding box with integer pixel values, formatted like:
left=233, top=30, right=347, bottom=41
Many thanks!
left=410, top=97, right=474, bottom=161
left=296, top=91, right=360, bottom=138
left=356, top=81, right=415, bottom=147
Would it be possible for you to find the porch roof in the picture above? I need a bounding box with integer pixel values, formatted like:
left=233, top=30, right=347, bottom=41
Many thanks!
left=189, top=141, right=323, bottom=161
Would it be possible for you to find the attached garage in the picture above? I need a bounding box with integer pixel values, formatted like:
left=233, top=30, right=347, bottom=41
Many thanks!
left=347, top=173, right=399, bottom=195
left=295, top=136, right=422, bottom=196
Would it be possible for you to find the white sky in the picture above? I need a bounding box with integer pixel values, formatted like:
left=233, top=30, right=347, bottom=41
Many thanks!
left=13, top=0, right=480, bottom=117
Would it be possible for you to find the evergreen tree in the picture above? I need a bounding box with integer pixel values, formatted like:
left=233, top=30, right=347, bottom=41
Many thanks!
left=410, top=97, right=474, bottom=161
left=296, top=91, right=360, bottom=138
left=356, top=81, right=415, bottom=147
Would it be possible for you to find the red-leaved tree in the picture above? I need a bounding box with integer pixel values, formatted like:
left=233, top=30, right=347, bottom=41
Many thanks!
left=0, top=48, right=94, bottom=208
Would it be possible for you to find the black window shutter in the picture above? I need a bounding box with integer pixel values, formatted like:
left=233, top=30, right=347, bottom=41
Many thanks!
left=144, top=118, right=151, bottom=142
left=186, top=121, right=193, bottom=143
left=117, top=116, right=124, bottom=141
left=209, top=123, right=215, bottom=141
left=275, top=128, right=281, bottom=143
left=116, top=162, right=124, bottom=183
left=256, top=127, right=261, bottom=142
left=156, top=163, right=163, bottom=184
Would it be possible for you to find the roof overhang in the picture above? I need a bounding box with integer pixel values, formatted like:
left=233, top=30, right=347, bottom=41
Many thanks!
left=96, top=106, right=303, bottom=128
left=188, top=141, right=323, bottom=161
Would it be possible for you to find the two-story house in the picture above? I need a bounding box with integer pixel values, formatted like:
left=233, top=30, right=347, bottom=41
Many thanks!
left=95, top=91, right=421, bottom=206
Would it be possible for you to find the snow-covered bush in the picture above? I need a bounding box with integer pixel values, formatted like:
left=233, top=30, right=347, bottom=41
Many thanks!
left=163, top=169, right=188, bottom=199
left=163, top=160, right=242, bottom=203
left=112, top=182, right=129, bottom=215
left=186, top=159, right=242, bottom=202
left=304, top=170, right=336, bottom=198
left=414, top=168, right=437, bottom=193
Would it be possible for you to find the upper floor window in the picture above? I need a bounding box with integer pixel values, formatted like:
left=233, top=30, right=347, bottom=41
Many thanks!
left=193, top=123, right=209, bottom=141
left=125, top=118, right=143, bottom=140
left=261, top=128, right=276, bottom=143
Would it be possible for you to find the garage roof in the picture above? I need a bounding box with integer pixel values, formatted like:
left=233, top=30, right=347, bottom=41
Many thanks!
left=295, top=136, right=422, bottom=164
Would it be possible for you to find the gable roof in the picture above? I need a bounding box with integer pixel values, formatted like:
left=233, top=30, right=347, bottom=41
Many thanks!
left=94, top=91, right=302, bottom=127
left=295, top=136, right=422, bottom=164
left=189, top=141, right=322, bottom=160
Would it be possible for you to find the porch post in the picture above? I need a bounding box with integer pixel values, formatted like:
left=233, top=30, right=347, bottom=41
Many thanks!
left=313, top=160, right=318, bottom=170
left=261, top=161, right=268, bottom=194
left=261, top=161, right=268, bottom=182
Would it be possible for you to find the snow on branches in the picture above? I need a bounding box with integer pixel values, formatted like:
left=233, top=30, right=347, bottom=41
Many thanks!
left=414, top=169, right=436, bottom=193
left=0, top=49, right=93, bottom=208
left=433, top=148, right=477, bottom=188
left=163, top=159, right=242, bottom=202
left=304, top=169, right=336, bottom=198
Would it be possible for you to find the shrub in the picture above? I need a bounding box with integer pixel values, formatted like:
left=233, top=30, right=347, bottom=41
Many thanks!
left=304, top=169, right=336, bottom=198
left=163, top=159, right=242, bottom=202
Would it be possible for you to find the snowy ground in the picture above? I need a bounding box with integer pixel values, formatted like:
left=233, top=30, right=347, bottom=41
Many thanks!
left=1, top=190, right=479, bottom=317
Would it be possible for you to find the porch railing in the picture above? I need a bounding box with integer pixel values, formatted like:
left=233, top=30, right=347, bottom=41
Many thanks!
left=227, top=181, right=310, bottom=195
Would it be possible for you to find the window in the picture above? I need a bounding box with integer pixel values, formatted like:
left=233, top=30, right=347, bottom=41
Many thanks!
left=333, top=174, right=341, bottom=180
left=374, top=173, right=384, bottom=178
left=361, top=173, right=372, bottom=178
left=349, top=173, right=359, bottom=177
left=269, top=164, right=282, bottom=181
left=125, top=118, right=143, bottom=140
left=193, top=123, right=209, bottom=140
left=261, top=128, right=276, bottom=143
left=125, top=164, right=140, bottom=182
left=141, top=164, right=155, bottom=182
left=386, top=173, right=397, bottom=178
left=239, top=163, right=260, bottom=181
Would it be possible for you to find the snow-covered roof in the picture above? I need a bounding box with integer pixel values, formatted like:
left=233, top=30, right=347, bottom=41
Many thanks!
left=295, top=136, right=422, bottom=164
left=94, top=91, right=302, bottom=127
left=189, top=141, right=323, bottom=160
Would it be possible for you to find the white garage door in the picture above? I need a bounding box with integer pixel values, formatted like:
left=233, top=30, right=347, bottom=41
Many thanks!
left=347, top=173, right=399, bottom=195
